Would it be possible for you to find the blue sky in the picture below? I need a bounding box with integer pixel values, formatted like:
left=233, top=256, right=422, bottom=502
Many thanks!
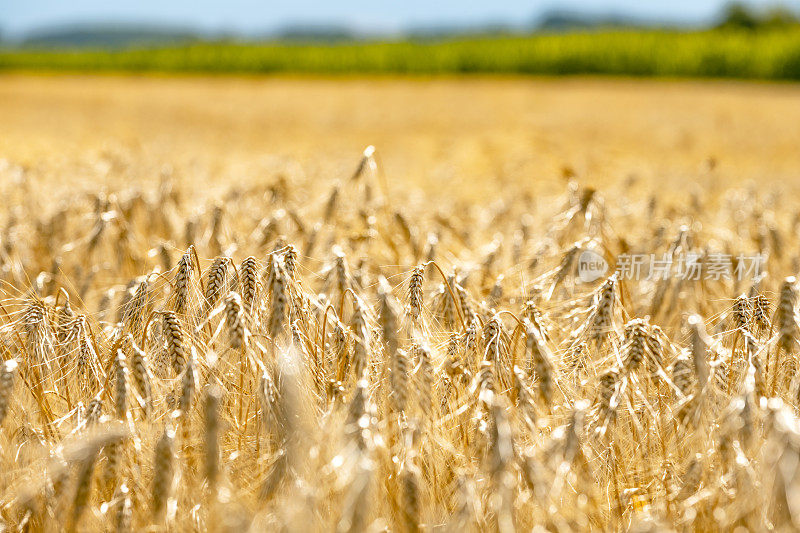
left=3, top=0, right=800, bottom=37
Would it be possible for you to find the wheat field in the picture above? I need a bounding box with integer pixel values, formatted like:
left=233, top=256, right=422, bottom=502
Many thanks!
left=2, top=75, right=800, bottom=531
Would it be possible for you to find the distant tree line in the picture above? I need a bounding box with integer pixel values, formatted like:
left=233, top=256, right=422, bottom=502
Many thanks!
left=717, top=2, right=799, bottom=30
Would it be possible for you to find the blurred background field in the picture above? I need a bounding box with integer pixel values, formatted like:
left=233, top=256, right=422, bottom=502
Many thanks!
left=2, top=2, right=800, bottom=79
left=2, top=74, right=799, bottom=203
left=1, top=30, right=800, bottom=79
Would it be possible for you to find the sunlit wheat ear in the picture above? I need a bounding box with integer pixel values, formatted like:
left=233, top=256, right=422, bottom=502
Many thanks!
left=45, top=454, right=69, bottom=521
left=345, top=379, right=370, bottom=448
left=431, top=267, right=458, bottom=329
left=116, top=280, right=137, bottom=324
left=336, top=453, right=373, bottom=533
left=101, top=431, right=121, bottom=499
left=645, top=324, right=665, bottom=379
left=749, top=292, right=771, bottom=333
left=738, top=368, right=758, bottom=450
left=203, top=256, right=229, bottom=315
left=399, top=462, right=421, bottom=533
left=776, top=277, right=799, bottom=352
left=332, top=246, right=351, bottom=297
left=56, top=291, right=75, bottom=343
left=112, top=349, right=128, bottom=420
left=323, top=182, right=340, bottom=222
left=58, top=313, right=80, bottom=371
left=258, top=369, right=278, bottom=435
left=350, top=295, right=369, bottom=380
left=152, top=424, right=176, bottom=522
left=113, top=483, right=132, bottom=533
left=332, top=320, right=350, bottom=385
left=203, top=383, right=222, bottom=490
left=74, top=316, right=98, bottom=392
left=282, top=244, right=298, bottom=280
left=224, top=291, right=245, bottom=351
left=475, top=361, right=496, bottom=404
left=483, top=313, right=501, bottom=366
left=86, top=214, right=107, bottom=254
left=442, top=339, right=469, bottom=412
left=525, top=319, right=553, bottom=406
left=179, top=349, right=196, bottom=419
left=127, top=336, right=152, bottom=418
left=349, top=144, right=375, bottom=183
left=413, top=343, right=434, bottom=418
left=486, top=402, right=514, bottom=532
left=238, top=256, right=258, bottom=317
left=391, top=349, right=410, bottom=415
left=22, top=299, right=52, bottom=370
left=480, top=240, right=500, bottom=288
left=487, top=275, right=503, bottom=309
left=670, top=350, right=695, bottom=424
left=208, top=204, right=224, bottom=255
left=764, top=402, right=800, bottom=528
left=512, top=365, right=538, bottom=433
left=259, top=451, right=289, bottom=502
left=455, top=281, right=476, bottom=325
left=255, top=213, right=277, bottom=249
left=548, top=243, right=581, bottom=299
left=463, top=321, right=479, bottom=371
left=260, top=349, right=304, bottom=502
left=85, top=397, right=103, bottom=427
left=184, top=217, right=198, bottom=247
left=394, top=210, right=420, bottom=260
left=351, top=257, right=369, bottom=291
left=0, top=359, right=17, bottom=425
left=445, top=331, right=461, bottom=366
left=156, top=242, right=172, bottom=272
left=594, top=366, right=620, bottom=436
left=587, top=274, right=616, bottom=347
left=122, top=278, right=149, bottom=333
left=731, top=294, right=753, bottom=332
left=68, top=448, right=99, bottom=532
left=67, top=429, right=127, bottom=532
left=432, top=278, right=456, bottom=329
left=424, top=232, right=438, bottom=268
left=621, top=318, right=648, bottom=374
left=688, top=314, right=711, bottom=389
left=269, top=254, right=288, bottom=340
left=302, top=223, right=320, bottom=258
left=162, top=311, right=186, bottom=375
left=378, top=276, right=400, bottom=357
left=562, top=400, right=588, bottom=465
left=172, top=247, right=193, bottom=316
left=408, top=265, right=424, bottom=320
left=742, top=330, right=766, bottom=398
left=446, top=473, right=478, bottom=531
left=676, top=454, right=704, bottom=501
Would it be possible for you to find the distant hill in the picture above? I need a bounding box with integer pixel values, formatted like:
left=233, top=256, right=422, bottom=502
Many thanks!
left=19, top=24, right=202, bottom=49
left=535, top=10, right=670, bottom=31
left=273, top=24, right=359, bottom=42
left=14, top=22, right=370, bottom=49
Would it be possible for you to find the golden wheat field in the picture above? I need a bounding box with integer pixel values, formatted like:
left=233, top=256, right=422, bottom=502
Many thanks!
left=2, top=74, right=800, bottom=531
